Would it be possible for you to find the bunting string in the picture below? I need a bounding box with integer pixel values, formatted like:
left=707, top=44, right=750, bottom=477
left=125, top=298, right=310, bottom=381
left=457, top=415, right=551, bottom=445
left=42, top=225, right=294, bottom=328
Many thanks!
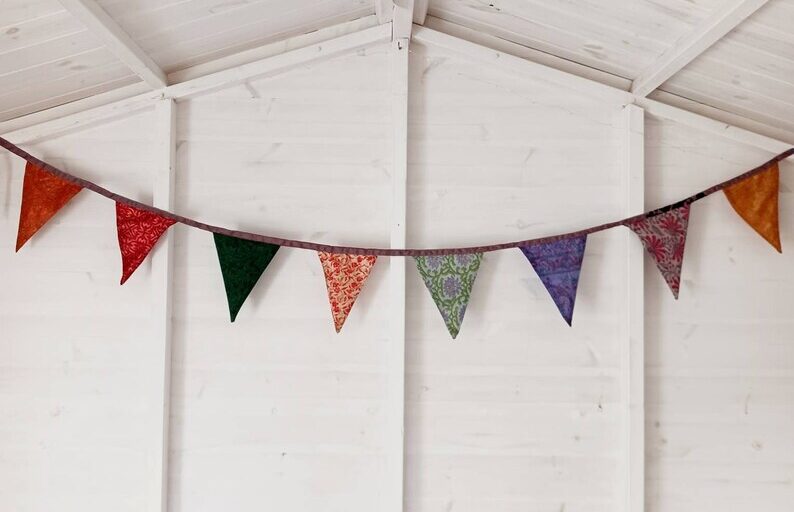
left=1, top=136, right=791, bottom=257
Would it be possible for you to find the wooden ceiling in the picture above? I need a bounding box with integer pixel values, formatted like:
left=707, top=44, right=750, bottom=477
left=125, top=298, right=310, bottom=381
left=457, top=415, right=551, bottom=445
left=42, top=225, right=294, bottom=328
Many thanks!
left=1, top=0, right=793, bottom=140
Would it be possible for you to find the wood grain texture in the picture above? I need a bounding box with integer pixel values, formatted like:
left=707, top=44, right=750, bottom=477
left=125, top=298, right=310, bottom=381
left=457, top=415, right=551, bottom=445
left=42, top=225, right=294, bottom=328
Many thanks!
left=404, top=41, right=625, bottom=512
left=0, top=109, right=159, bottom=511
left=645, top=114, right=794, bottom=512
left=168, top=43, right=393, bottom=512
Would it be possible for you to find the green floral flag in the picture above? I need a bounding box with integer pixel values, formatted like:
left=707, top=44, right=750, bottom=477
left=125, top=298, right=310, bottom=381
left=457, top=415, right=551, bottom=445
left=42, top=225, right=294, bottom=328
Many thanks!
left=214, top=233, right=280, bottom=322
left=414, top=253, right=484, bottom=339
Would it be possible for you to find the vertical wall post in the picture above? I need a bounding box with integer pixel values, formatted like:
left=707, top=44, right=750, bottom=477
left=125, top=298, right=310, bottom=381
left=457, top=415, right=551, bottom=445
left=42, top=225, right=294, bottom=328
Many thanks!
left=621, top=103, right=645, bottom=512
left=149, top=98, right=176, bottom=512
left=386, top=31, right=409, bottom=512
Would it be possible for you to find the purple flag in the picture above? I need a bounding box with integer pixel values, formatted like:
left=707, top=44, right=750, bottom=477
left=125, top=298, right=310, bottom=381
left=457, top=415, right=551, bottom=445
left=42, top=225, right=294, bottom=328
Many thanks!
left=627, top=204, right=690, bottom=299
left=520, top=236, right=587, bottom=326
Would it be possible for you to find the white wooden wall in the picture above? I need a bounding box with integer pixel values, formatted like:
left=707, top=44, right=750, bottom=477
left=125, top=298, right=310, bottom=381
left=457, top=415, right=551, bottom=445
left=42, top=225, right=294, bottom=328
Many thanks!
left=1, top=36, right=793, bottom=512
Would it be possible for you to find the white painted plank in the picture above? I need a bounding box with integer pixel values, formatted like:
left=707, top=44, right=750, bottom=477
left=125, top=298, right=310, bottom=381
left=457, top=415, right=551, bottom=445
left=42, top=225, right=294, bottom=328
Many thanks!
left=57, top=0, right=168, bottom=88
left=621, top=103, right=645, bottom=512
left=148, top=98, right=176, bottom=512
left=631, top=0, right=770, bottom=97
left=386, top=33, right=408, bottom=512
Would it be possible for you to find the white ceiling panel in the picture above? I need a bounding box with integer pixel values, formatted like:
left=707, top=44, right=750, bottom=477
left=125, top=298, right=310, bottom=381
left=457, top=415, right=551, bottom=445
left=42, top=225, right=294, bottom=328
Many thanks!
left=426, top=0, right=732, bottom=79
left=95, top=0, right=374, bottom=72
left=661, top=0, right=794, bottom=133
left=0, top=0, right=139, bottom=121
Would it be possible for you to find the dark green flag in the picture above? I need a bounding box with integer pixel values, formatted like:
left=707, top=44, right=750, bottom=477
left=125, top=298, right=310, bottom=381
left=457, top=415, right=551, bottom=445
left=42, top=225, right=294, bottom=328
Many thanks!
left=213, top=233, right=280, bottom=322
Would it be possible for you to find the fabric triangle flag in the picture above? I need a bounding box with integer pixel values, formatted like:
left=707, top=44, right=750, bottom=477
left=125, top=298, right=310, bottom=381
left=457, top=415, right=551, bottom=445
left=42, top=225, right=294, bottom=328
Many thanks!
left=627, top=204, right=691, bottom=299
left=318, top=252, right=377, bottom=332
left=16, top=161, right=82, bottom=251
left=116, top=202, right=176, bottom=284
left=723, top=163, right=781, bottom=252
left=414, top=253, right=483, bottom=339
left=520, top=235, right=587, bottom=326
left=214, top=233, right=280, bottom=322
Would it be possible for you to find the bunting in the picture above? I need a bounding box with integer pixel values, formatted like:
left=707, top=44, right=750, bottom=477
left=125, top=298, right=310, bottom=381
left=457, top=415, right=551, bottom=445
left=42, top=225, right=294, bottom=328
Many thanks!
left=627, top=204, right=691, bottom=299
left=415, top=254, right=483, bottom=339
left=520, top=236, right=587, bottom=326
left=318, top=252, right=377, bottom=332
left=724, top=163, right=782, bottom=252
left=214, top=233, right=280, bottom=321
left=0, top=137, right=791, bottom=336
left=16, top=161, right=82, bottom=251
left=116, top=202, right=176, bottom=284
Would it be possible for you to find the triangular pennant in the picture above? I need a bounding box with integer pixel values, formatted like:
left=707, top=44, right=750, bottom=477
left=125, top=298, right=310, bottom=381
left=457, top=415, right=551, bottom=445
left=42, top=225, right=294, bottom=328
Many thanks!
left=116, top=202, right=176, bottom=284
left=520, top=235, right=587, bottom=326
left=16, top=161, right=82, bottom=251
left=723, top=163, right=781, bottom=252
left=414, top=253, right=483, bottom=339
left=214, top=233, right=279, bottom=322
left=627, top=204, right=691, bottom=299
left=318, top=252, right=377, bottom=332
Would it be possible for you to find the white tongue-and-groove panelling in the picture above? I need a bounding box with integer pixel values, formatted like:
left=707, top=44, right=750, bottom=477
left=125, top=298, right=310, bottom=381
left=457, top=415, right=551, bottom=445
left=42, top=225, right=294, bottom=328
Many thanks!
left=0, top=33, right=792, bottom=512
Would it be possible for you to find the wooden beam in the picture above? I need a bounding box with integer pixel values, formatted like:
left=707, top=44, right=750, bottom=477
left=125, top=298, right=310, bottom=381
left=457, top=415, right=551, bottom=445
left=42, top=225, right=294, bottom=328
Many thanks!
left=376, top=0, right=394, bottom=24
left=385, top=22, right=409, bottom=512
left=57, top=0, right=168, bottom=89
left=620, top=103, right=645, bottom=512
left=393, top=0, right=415, bottom=44
left=148, top=98, right=176, bottom=512
left=631, top=0, right=769, bottom=97
left=3, top=23, right=392, bottom=144
left=413, top=0, right=429, bottom=24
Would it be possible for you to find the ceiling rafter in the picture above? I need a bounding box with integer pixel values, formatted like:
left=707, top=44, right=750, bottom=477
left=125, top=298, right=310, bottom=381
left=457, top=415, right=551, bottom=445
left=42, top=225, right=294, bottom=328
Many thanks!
left=631, top=0, right=769, bottom=97
left=57, top=0, right=168, bottom=89
left=413, top=0, right=429, bottom=25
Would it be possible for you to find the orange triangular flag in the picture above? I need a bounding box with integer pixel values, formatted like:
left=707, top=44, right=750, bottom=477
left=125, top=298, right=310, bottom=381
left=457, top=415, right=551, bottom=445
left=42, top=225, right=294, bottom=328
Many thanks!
left=116, top=202, right=176, bottom=284
left=317, top=252, right=377, bottom=332
left=723, top=163, right=781, bottom=252
left=16, top=161, right=82, bottom=251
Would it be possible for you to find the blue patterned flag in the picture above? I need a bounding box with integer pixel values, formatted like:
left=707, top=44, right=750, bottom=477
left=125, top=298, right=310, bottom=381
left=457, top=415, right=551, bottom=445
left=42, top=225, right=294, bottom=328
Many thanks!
left=520, top=236, right=587, bottom=325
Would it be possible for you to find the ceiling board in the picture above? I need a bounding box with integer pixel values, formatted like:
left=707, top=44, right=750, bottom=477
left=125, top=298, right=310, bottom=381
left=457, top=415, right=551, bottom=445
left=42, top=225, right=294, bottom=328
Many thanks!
left=661, top=0, right=794, bottom=134
left=426, top=0, right=729, bottom=79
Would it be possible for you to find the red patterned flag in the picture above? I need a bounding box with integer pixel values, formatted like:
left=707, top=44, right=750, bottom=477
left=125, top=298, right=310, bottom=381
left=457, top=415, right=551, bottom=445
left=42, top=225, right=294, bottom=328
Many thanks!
left=723, top=163, right=781, bottom=252
left=627, top=204, right=691, bottom=299
left=116, top=202, right=176, bottom=284
left=16, top=161, right=82, bottom=251
left=318, top=252, right=377, bottom=332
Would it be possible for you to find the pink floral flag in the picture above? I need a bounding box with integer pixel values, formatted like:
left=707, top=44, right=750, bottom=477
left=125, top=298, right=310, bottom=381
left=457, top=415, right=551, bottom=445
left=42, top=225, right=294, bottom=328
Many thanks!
left=317, top=252, right=377, bottom=332
left=627, top=204, right=691, bottom=299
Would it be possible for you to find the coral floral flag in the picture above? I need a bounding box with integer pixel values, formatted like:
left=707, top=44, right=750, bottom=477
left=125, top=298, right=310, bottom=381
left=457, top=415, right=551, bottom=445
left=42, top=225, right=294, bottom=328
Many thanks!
left=318, top=252, right=377, bottom=332
left=116, top=202, right=176, bottom=284
left=16, top=161, right=82, bottom=251
left=627, top=204, right=691, bottom=299
left=723, top=163, right=782, bottom=252
left=414, top=253, right=483, bottom=339
left=520, top=235, right=587, bottom=326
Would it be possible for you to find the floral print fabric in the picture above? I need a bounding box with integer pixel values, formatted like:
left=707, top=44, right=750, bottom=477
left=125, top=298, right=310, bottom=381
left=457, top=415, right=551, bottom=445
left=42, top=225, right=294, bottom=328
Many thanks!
left=116, top=202, right=176, bottom=284
left=627, top=204, right=690, bottom=298
left=16, top=161, right=82, bottom=251
left=318, top=252, right=377, bottom=332
left=520, top=236, right=587, bottom=326
left=414, top=253, right=483, bottom=339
